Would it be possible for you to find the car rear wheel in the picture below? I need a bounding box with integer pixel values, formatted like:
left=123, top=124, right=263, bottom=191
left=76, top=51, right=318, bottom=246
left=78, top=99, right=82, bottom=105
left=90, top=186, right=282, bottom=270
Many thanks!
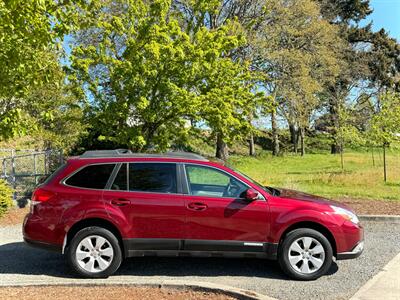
left=66, top=226, right=122, bottom=278
left=278, top=228, right=333, bottom=280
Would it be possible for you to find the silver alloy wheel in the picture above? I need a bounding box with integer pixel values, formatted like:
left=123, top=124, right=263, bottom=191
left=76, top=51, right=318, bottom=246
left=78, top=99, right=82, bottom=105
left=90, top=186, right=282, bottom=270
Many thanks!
left=76, top=235, right=114, bottom=273
left=288, top=236, right=325, bottom=274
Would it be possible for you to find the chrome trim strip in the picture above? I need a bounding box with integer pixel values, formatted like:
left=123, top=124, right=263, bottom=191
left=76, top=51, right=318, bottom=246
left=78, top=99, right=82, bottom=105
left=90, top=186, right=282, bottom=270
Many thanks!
left=244, top=242, right=264, bottom=247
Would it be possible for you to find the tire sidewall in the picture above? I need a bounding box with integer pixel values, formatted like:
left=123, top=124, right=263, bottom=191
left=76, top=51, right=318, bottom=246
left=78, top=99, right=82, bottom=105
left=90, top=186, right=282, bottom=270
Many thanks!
left=66, top=226, right=122, bottom=278
left=278, top=228, right=333, bottom=280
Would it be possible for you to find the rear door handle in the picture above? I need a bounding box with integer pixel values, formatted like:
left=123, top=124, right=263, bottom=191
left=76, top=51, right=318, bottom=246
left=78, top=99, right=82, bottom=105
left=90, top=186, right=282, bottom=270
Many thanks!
left=187, top=202, right=208, bottom=211
left=111, top=198, right=130, bottom=206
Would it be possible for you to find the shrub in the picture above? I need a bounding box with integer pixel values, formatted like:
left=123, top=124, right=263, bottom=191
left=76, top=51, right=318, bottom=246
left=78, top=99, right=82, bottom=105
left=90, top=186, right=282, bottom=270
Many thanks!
left=0, top=180, right=13, bottom=218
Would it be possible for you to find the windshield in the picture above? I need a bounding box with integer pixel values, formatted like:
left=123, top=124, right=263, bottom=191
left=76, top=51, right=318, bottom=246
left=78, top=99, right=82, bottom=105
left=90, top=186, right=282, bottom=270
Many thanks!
left=228, top=166, right=273, bottom=195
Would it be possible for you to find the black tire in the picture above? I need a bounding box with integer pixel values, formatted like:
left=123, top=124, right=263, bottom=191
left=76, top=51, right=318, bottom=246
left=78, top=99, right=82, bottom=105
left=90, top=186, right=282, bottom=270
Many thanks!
left=66, top=226, right=122, bottom=278
left=278, top=228, right=333, bottom=280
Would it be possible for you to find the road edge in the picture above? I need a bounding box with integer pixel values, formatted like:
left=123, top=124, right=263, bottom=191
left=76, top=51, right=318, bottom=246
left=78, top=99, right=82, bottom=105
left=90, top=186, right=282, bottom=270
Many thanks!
left=0, top=280, right=277, bottom=300
left=349, top=252, right=400, bottom=300
left=359, top=215, right=400, bottom=222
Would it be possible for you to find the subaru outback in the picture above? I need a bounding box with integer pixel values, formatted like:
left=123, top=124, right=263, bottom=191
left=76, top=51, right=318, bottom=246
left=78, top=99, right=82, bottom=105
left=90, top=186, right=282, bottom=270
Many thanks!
left=23, top=150, right=363, bottom=280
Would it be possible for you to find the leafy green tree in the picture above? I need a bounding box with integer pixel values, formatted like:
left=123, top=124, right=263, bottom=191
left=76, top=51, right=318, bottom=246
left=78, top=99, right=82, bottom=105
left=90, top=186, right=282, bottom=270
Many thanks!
left=0, top=0, right=97, bottom=140
left=336, top=104, right=365, bottom=170
left=70, top=0, right=260, bottom=157
left=369, top=92, right=400, bottom=182
left=253, top=0, right=341, bottom=156
left=172, top=0, right=267, bottom=158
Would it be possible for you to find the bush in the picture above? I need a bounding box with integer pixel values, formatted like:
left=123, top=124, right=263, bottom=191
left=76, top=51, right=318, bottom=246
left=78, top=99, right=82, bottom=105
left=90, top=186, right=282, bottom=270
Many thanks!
left=0, top=180, right=13, bottom=218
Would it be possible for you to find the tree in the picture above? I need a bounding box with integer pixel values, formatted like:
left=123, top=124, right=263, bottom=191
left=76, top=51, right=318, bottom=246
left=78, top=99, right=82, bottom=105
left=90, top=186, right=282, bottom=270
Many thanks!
left=369, top=93, right=400, bottom=182
left=0, top=0, right=97, bottom=140
left=317, top=0, right=398, bottom=155
left=172, top=0, right=267, bottom=158
left=70, top=0, right=260, bottom=156
left=253, top=0, right=341, bottom=156
left=336, top=104, right=364, bottom=170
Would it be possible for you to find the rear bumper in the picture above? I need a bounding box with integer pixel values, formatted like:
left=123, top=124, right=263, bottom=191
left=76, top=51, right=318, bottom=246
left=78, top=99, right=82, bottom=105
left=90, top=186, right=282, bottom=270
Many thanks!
left=24, top=237, right=62, bottom=253
left=336, top=240, right=364, bottom=260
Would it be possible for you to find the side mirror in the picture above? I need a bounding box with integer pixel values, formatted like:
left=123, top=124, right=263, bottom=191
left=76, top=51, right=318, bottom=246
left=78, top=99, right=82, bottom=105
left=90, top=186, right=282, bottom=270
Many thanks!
left=245, top=188, right=259, bottom=201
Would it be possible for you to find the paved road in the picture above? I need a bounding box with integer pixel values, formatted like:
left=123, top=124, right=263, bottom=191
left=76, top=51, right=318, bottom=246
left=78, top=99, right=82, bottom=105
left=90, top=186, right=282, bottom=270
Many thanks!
left=1, top=221, right=399, bottom=300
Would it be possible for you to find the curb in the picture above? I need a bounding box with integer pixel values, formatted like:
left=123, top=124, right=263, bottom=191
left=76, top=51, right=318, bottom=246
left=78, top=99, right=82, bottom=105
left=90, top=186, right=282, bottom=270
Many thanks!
left=0, top=279, right=276, bottom=300
left=359, top=215, right=400, bottom=223
left=350, top=252, right=400, bottom=300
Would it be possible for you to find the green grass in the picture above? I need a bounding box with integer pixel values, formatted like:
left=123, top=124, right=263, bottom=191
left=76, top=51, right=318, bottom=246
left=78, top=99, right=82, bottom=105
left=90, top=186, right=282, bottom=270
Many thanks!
left=228, top=149, right=400, bottom=201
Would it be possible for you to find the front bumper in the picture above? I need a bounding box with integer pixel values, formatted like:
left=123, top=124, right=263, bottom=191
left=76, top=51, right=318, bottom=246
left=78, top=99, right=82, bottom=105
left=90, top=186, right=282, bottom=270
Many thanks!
left=336, top=240, right=364, bottom=260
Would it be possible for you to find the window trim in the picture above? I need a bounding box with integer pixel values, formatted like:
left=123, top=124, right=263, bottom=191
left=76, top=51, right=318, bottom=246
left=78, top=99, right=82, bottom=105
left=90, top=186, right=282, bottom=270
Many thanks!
left=108, top=161, right=181, bottom=194
left=61, top=162, right=118, bottom=191
left=183, top=163, right=264, bottom=200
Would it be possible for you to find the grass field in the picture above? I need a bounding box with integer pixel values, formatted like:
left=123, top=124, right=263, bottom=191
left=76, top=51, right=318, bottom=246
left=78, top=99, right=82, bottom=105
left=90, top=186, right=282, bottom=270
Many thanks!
left=229, top=149, right=400, bottom=201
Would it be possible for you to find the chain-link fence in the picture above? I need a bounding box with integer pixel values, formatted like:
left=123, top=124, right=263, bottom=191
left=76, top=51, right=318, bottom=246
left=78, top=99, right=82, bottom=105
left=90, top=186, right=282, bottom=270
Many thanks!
left=0, top=149, right=64, bottom=205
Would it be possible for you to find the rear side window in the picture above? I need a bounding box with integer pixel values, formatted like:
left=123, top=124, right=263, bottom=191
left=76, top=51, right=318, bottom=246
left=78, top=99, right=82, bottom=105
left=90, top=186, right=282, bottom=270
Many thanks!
left=128, top=163, right=177, bottom=193
left=41, top=163, right=67, bottom=185
left=65, top=164, right=116, bottom=189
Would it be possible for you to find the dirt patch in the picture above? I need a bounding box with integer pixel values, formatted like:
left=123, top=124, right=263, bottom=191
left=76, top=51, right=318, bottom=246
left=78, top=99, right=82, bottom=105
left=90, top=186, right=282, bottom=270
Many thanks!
left=0, top=206, right=29, bottom=226
left=337, top=198, right=400, bottom=215
left=0, top=285, right=237, bottom=300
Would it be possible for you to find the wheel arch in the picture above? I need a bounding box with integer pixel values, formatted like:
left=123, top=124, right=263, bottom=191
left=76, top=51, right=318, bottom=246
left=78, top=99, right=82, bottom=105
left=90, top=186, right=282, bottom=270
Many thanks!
left=279, top=221, right=337, bottom=256
left=64, top=218, right=124, bottom=256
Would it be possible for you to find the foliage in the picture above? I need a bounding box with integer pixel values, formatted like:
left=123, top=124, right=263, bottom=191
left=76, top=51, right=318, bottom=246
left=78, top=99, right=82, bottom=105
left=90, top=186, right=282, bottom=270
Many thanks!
left=252, top=0, right=342, bottom=155
left=0, top=180, right=13, bottom=218
left=0, top=0, right=97, bottom=140
left=369, top=93, right=400, bottom=145
left=69, top=0, right=261, bottom=151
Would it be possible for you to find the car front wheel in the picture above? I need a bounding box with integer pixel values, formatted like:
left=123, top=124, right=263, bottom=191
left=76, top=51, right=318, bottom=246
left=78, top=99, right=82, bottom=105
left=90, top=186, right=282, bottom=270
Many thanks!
left=66, top=226, right=122, bottom=278
left=278, top=228, right=333, bottom=280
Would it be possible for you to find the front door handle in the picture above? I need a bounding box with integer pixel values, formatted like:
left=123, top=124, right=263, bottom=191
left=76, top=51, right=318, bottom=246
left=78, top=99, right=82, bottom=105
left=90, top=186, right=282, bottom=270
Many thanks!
left=111, top=198, right=130, bottom=206
left=187, top=202, right=208, bottom=211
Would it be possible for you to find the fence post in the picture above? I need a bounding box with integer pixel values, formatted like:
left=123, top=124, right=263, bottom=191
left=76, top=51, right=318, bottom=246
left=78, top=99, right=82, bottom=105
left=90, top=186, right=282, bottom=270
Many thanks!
left=33, top=154, right=38, bottom=185
left=44, top=151, right=48, bottom=175
left=11, top=155, right=16, bottom=200
left=59, top=149, right=64, bottom=165
left=1, top=159, right=6, bottom=178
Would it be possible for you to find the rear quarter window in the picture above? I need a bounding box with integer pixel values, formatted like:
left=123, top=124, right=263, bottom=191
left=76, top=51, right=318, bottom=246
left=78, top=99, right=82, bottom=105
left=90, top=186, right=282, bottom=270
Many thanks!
left=64, top=163, right=116, bottom=189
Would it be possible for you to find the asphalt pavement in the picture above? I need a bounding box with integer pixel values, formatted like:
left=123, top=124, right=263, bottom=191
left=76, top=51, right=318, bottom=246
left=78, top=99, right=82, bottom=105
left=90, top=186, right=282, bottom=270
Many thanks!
left=0, top=221, right=399, bottom=300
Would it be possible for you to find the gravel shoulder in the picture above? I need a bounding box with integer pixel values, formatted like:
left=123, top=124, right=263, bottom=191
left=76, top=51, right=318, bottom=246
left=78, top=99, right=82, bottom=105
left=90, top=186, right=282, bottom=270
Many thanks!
left=0, top=221, right=399, bottom=300
left=0, top=285, right=236, bottom=300
left=338, top=199, right=400, bottom=215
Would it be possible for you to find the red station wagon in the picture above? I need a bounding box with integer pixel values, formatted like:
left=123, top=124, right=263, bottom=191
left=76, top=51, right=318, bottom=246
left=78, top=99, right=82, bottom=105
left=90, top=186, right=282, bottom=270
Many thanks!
left=23, top=150, right=364, bottom=280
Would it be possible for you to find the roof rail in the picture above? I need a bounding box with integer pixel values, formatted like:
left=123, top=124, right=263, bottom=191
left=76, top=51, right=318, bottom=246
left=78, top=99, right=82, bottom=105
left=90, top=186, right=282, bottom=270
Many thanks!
left=79, top=150, right=208, bottom=161
left=80, top=149, right=132, bottom=158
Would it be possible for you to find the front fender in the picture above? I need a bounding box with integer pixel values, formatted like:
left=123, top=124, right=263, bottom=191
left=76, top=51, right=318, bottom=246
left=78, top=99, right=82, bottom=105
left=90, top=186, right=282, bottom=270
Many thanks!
left=269, top=208, right=339, bottom=243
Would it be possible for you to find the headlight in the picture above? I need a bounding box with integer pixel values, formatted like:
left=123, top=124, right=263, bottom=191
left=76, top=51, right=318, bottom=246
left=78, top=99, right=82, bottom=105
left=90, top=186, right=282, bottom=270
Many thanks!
left=330, top=205, right=359, bottom=224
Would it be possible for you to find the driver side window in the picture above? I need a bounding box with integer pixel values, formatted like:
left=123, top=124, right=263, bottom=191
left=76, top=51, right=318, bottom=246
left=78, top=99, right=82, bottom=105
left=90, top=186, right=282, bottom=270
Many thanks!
left=185, top=165, right=247, bottom=198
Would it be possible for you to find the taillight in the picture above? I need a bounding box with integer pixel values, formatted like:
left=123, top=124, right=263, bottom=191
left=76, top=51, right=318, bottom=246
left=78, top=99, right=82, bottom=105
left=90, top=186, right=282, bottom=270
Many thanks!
left=31, top=188, right=55, bottom=204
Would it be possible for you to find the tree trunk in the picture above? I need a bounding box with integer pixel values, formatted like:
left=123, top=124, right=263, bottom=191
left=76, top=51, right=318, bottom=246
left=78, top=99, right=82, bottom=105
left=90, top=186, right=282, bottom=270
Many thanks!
left=330, top=99, right=341, bottom=154
left=289, top=123, right=298, bottom=154
left=340, top=145, right=344, bottom=170
left=248, top=134, right=256, bottom=156
left=331, top=143, right=342, bottom=154
left=371, top=146, right=375, bottom=167
left=216, top=133, right=229, bottom=160
left=299, top=127, right=305, bottom=156
left=383, top=143, right=387, bottom=182
left=271, top=110, right=280, bottom=156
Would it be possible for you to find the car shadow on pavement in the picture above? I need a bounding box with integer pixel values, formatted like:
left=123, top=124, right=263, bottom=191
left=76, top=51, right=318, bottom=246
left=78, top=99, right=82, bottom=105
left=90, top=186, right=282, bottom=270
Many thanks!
left=0, top=242, right=339, bottom=280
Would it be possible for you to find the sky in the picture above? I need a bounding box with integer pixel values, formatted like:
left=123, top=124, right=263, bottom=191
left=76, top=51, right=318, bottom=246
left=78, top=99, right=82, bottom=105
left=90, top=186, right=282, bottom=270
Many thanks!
left=365, top=0, right=400, bottom=41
